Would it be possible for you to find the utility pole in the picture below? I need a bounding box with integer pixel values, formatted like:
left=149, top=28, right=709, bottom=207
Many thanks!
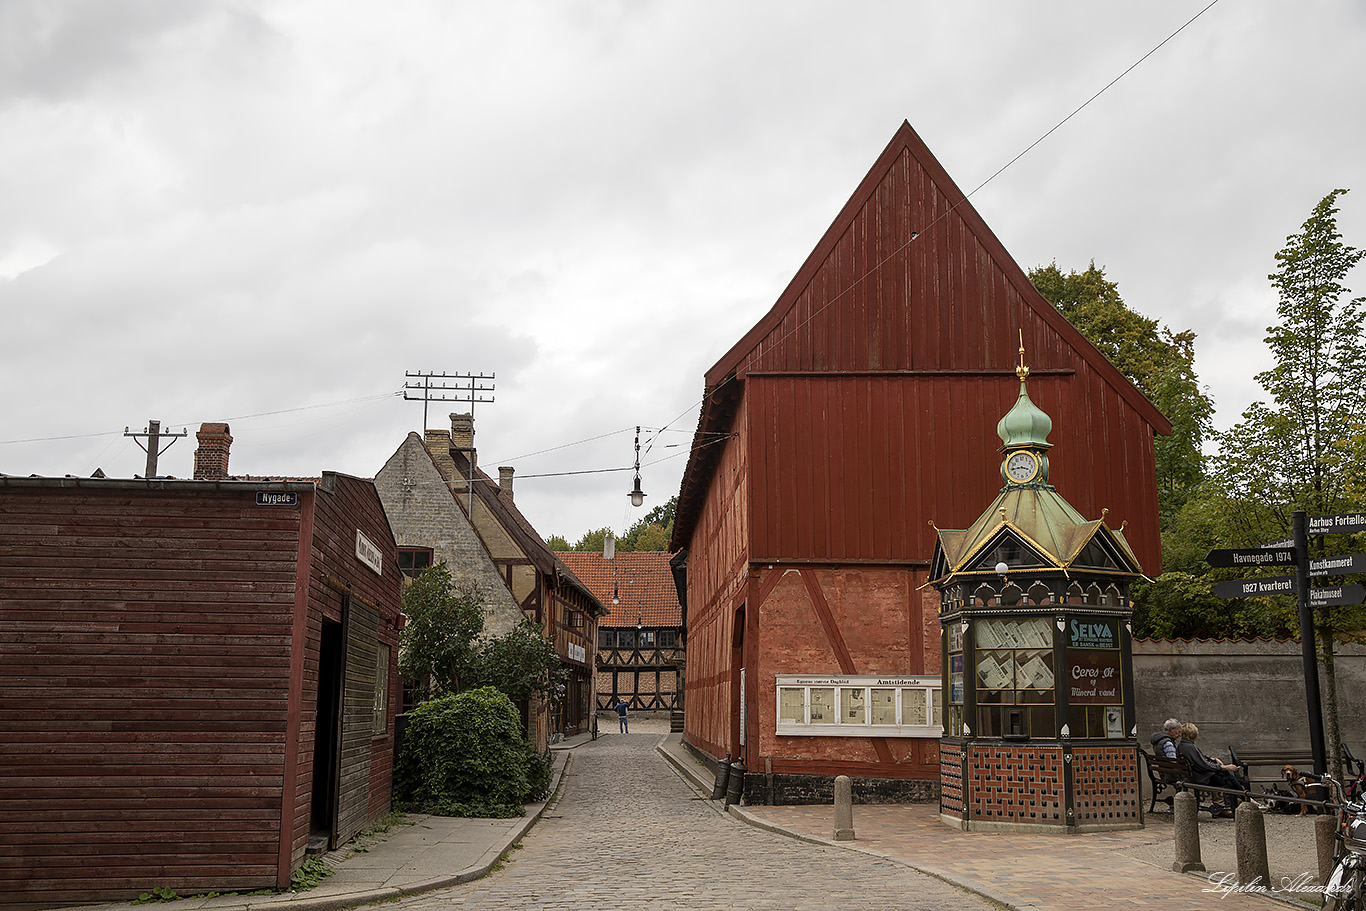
left=403, top=371, right=495, bottom=516
left=123, top=420, right=187, bottom=478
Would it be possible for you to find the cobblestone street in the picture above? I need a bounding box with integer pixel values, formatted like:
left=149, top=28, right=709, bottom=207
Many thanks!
left=395, top=720, right=998, bottom=911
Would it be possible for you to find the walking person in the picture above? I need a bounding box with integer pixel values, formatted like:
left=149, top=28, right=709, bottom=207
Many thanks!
left=616, top=698, right=629, bottom=734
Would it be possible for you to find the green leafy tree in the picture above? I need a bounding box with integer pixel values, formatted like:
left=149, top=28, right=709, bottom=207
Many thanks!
left=1029, top=262, right=1214, bottom=528
left=572, top=527, right=613, bottom=554
left=467, top=619, right=569, bottom=705
left=1211, top=188, right=1366, bottom=777
left=399, top=563, right=484, bottom=699
left=544, top=534, right=570, bottom=551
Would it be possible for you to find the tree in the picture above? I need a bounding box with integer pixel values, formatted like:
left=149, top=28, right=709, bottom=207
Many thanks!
left=557, top=496, right=679, bottom=554
left=544, top=533, right=570, bottom=551
left=1029, top=262, right=1215, bottom=528
left=467, top=619, right=569, bottom=705
left=399, top=563, right=485, bottom=699
left=1211, top=189, right=1366, bottom=777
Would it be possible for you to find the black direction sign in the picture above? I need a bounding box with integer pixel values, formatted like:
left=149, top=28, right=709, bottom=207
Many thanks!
left=1309, top=513, right=1366, bottom=535
left=1309, top=553, right=1366, bottom=577
left=1206, top=547, right=1297, bottom=568
left=1309, top=584, right=1366, bottom=607
left=1213, top=575, right=1297, bottom=599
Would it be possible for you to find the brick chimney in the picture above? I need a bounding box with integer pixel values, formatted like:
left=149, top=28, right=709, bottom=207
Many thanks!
left=498, top=466, right=514, bottom=501
left=194, top=423, right=232, bottom=480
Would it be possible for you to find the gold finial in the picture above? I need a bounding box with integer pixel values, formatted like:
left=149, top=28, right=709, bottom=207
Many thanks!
left=999, top=506, right=1008, bottom=523
left=927, top=519, right=938, bottom=530
left=1016, top=329, right=1030, bottom=381
left=1120, top=520, right=1128, bottom=532
left=1101, top=507, right=1109, bottom=521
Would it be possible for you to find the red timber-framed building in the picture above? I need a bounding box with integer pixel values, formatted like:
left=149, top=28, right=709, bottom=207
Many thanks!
left=668, top=122, right=1169, bottom=805
left=0, top=425, right=403, bottom=906
left=556, top=551, right=685, bottom=715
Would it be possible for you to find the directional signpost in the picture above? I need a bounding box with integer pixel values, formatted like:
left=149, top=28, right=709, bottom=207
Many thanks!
left=1207, top=511, right=1366, bottom=775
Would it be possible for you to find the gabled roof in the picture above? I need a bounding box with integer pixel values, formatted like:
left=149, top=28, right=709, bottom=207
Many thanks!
left=555, top=551, right=682, bottom=629
left=448, top=450, right=607, bottom=617
left=671, top=120, right=1171, bottom=552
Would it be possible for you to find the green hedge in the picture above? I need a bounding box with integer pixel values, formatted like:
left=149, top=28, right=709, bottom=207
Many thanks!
left=394, top=687, right=547, bottom=818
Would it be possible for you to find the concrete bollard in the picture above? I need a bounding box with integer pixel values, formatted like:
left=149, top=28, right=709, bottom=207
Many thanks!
left=833, top=775, right=855, bottom=841
left=1317, top=813, right=1338, bottom=886
left=710, top=754, right=730, bottom=800
left=1172, top=791, right=1205, bottom=873
left=1235, top=800, right=1270, bottom=890
left=724, top=760, right=746, bottom=806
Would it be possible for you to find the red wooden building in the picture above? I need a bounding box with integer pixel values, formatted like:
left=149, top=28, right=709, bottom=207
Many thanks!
left=0, top=425, right=402, bottom=906
left=668, top=122, right=1169, bottom=804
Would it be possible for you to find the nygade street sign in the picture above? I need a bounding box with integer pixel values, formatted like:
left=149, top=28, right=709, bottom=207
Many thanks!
left=1309, top=513, right=1366, bottom=535
left=1213, top=575, right=1297, bottom=599
left=1309, top=584, right=1366, bottom=607
left=1206, top=547, right=1297, bottom=568
left=1309, top=553, right=1366, bottom=576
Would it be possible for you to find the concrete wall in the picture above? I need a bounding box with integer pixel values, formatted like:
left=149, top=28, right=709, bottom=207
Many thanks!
left=1133, top=638, right=1366, bottom=762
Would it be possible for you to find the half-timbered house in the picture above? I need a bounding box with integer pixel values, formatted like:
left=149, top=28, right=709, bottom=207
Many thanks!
left=668, top=121, right=1169, bottom=805
left=556, top=551, right=685, bottom=716
left=0, top=424, right=402, bottom=906
left=384, top=415, right=607, bottom=742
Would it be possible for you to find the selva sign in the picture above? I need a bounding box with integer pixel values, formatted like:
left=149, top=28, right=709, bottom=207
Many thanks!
left=1069, top=618, right=1117, bottom=649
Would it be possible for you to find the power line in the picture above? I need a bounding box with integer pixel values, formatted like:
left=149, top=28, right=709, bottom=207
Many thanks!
left=702, top=0, right=1224, bottom=401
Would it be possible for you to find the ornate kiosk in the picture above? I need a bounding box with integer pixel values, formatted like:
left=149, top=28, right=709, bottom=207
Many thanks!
left=931, top=349, right=1145, bottom=833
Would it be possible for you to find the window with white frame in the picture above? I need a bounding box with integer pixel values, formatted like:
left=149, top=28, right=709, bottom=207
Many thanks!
left=775, top=675, right=942, bottom=737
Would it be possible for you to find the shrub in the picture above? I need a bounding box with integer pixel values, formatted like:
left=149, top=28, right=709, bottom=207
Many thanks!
left=394, top=687, right=535, bottom=818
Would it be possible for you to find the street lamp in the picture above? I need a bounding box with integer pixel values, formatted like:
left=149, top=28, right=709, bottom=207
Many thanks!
left=628, top=426, right=646, bottom=507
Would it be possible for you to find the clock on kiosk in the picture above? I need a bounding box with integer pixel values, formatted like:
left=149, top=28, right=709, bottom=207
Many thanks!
left=1003, top=449, right=1042, bottom=485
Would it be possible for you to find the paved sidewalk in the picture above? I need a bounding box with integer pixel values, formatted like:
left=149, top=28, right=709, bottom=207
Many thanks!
left=48, top=733, right=599, bottom=911
left=655, top=734, right=1320, bottom=911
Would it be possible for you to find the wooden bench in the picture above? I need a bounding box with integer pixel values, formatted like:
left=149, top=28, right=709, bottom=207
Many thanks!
left=1228, top=745, right=1317, bottom=792
left=1140, top=748, right=1189, bottom=813
left=1141, top=749, right=1242, bottom=816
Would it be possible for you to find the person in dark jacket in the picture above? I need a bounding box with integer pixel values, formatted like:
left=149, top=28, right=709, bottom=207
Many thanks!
left=1177, top=722, right=1245, bottom=817
left=615, top=699, right=629, bottom=734
left=1150, top=718, right=1181, bottom=759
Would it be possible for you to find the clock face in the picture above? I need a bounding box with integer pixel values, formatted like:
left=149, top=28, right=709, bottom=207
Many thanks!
left=1006, top=451, right=1039, bottom=483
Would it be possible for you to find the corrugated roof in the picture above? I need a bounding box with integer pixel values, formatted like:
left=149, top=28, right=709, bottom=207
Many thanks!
left=555, top=551, right=682, bottom=629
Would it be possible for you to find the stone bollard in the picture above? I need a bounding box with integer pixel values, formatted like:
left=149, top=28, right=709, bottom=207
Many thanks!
left=724, top=760, right=746, bottom=806
left=710, top=754, right=730, bottom=800
left=1235, top=800, right=1270, bottom=890
left=1317, top=813, right=1338, bottom=886
left=833, top=775, right=855, bottom=841
left=1172, top=791, right=1205, bottom=873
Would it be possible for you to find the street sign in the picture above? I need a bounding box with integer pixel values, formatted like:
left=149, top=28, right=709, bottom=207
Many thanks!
left=1309, top=553, right=1366, bottom=577
left=1309, top=513, right=1366, bottom=535
left=1206, top=547, right=1297, bottom=568
left=1309, top=584, right=1366, bottom=607
left=1213, top=575, right=1297, bottom=599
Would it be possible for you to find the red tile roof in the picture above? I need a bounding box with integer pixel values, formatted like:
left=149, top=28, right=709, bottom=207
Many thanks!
left=555, top=551, right=681, bottom=628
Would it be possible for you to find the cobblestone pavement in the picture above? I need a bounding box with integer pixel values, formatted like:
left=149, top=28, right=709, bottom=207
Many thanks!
left=395, top=720, right=1000, bottom=911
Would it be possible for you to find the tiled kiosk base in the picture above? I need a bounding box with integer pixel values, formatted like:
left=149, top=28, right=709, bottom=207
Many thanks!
left=939, top=741, right=1141, bottom=833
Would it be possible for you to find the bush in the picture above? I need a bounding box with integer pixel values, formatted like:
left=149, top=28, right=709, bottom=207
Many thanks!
left=524, top=743, right=553, bottom=802
left=394, top=687, right=536, bottom=818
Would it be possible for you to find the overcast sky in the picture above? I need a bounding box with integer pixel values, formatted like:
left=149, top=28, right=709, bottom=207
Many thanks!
left=2, top=0, right=1364, bottom=542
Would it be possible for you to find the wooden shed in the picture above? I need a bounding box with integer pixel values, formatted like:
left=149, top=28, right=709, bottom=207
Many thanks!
left=0, top=462, right=402, bottom=905
left=668, top=121, right=1169, bottom=804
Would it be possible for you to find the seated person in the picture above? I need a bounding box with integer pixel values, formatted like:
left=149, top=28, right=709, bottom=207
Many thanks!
left=1150, top=718, right=1181, bottom=759
left=1177, top=722, right=1245, bottom=817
